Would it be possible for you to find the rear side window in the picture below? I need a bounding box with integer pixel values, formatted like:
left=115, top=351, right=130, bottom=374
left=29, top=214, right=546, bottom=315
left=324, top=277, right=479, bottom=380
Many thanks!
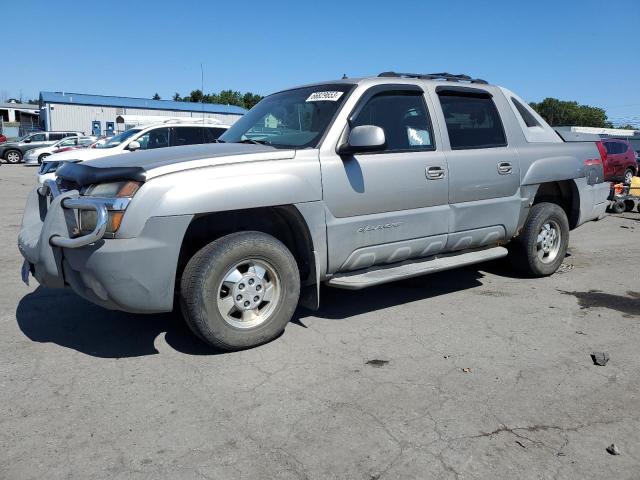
left=172, top=126, right=206, bottom=146
left=205, top=127, right=227, bottom=142
left=351, top=90, right=435, bottom=152
left=511, top=97, right=540, bottom=128
left=438, top=93, right=507, bottom=149
left=49, top=133, right=65, bottom=141
left=604, top=142, right=624, bottom=155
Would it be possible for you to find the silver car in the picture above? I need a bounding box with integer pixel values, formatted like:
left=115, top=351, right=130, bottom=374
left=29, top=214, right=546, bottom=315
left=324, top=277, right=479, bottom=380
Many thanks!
left=23, top=136, right=97, bottom=165
left=18, top=72, right=610, bottom=350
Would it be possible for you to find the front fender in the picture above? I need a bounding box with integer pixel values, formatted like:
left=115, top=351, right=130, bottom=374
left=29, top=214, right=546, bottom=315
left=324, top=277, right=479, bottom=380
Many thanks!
left=117, top=153, right=322, bottom=238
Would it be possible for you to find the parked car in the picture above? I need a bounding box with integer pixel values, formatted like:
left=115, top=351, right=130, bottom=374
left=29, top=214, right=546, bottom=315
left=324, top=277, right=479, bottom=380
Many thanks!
left=24, top=136, right=97, bottom=165
left=19, top=72, right=610, bottom=350
left=0, top=131, right=83, bottom=163
left=601, top=138, right=637, bottom=184
left=35, top=121, right=228, bottom=184
left=0, top=133, right=7, bottom=144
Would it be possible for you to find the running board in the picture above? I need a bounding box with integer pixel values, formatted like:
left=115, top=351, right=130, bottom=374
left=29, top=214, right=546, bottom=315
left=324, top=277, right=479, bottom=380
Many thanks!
left=326, top=247, right=508, bottom=290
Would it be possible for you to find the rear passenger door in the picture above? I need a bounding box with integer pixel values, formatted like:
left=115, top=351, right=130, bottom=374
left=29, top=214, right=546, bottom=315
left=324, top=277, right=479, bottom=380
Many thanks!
left=434, top=86, right=520, bottom=250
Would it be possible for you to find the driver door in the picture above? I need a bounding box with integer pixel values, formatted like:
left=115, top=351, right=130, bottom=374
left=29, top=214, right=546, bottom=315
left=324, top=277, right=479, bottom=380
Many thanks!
left=320, top=85, right=450, bottom=273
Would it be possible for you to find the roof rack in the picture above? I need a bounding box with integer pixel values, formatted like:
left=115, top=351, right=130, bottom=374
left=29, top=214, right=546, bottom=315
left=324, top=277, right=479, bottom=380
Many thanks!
left=161, top=117, right=222, bottom=125
left=378, top=71, right=488, bottom=84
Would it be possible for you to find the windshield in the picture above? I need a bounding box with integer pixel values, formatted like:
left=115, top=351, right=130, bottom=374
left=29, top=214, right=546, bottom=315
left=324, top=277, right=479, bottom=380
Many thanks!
left=95, top=129, right=141, bottom=149
left=219, top=84, right=354, bottom=149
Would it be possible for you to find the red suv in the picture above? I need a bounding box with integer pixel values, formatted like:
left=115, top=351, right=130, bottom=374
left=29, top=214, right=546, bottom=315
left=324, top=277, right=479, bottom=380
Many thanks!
left=602, top=138, right=637, bottom=184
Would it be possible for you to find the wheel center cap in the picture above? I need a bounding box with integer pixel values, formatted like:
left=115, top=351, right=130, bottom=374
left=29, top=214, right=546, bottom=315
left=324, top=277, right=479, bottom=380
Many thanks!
left=232, top=274, right=264, bottom=310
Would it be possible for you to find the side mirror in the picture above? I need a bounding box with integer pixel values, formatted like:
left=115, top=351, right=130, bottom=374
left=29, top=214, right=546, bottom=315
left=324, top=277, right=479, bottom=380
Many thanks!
left=127, top=140, right=141, bottom=151
left=23, top=137, right=31, bottom=143
left=338, top=125, right=386, bottom=155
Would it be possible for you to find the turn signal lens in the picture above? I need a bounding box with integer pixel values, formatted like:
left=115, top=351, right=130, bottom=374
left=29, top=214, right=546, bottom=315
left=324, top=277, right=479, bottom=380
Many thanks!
left=79, top=210, right=125, bottom=234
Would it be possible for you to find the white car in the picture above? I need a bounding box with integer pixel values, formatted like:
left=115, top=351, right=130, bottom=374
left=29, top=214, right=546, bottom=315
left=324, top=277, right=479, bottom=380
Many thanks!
left=24, top=136, right=97, bottom=165
left=37, top=120, right=230, bottom=184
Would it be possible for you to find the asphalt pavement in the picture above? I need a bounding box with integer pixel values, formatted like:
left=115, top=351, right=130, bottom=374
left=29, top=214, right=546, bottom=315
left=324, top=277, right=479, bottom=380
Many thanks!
left=1, top=164, right=639, bottom=479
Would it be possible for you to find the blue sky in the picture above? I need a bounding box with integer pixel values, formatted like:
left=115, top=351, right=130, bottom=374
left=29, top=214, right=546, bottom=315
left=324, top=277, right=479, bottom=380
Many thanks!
left=3, top=0, right=639, bottom=125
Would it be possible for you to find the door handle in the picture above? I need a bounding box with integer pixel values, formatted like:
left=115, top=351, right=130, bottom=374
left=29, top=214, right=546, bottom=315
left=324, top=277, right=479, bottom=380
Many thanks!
left=426, top=166, right=446, bottom=180
left=497, top=162, right=513, bottom=175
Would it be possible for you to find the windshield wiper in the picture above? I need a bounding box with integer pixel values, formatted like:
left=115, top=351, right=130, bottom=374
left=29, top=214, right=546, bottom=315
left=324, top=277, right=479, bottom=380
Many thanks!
left=236, top=139, right=271, bottom=145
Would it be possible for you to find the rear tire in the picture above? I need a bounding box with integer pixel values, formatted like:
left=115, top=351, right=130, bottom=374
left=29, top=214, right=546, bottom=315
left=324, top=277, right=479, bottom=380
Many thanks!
left=5, top=150, right=22, bottom=163
left=611, top=200, right=626, bottom=214
left=180, top=231, right=300, bottom=350
left=624, top=199, right=635, bottom=212
left=623, top=168, right=634, bottom=185
left=510, top=202, right=569, bottom=277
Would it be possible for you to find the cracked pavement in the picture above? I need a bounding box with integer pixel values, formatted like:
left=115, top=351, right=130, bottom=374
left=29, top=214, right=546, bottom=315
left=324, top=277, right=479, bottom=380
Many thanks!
left=1, top=165, right=639, bottom=479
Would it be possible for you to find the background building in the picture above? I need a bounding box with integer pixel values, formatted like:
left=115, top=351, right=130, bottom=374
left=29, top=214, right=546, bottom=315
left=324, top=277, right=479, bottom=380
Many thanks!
left=0, top=101, right=40, bottom=138
left=39, top=91, right=246, bottom=136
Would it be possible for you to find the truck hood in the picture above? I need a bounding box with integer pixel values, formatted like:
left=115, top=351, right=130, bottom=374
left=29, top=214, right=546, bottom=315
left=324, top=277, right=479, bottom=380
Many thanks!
left=83, top=143, right=296, bottom=178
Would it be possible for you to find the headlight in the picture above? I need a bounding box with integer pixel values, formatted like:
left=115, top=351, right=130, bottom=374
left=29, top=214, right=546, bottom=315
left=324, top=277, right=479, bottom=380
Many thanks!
left=39, top=161, right=60, bottom=174
left=83, top=181, right=141, bottom=198
left=79, top=181, right=141, bottom=235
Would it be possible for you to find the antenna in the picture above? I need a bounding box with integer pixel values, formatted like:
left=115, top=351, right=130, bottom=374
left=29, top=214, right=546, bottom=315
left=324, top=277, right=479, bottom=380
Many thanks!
left=200, top=63, right=205, bottom=122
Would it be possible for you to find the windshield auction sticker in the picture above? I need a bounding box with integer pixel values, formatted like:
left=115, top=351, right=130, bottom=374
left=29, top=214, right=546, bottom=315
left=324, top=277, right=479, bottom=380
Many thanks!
left=306, top=91, right=344, bottom=102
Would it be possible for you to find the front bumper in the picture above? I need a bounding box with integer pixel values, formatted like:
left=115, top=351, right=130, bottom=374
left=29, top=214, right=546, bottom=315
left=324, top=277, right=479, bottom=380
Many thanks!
left=23, top=155, right=39, bottom=165
left=17, top=185, right=193, bottom=313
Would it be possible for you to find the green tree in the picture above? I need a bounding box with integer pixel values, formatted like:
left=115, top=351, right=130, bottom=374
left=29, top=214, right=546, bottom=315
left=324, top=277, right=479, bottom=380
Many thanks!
left=617, top=124, right=638, bottom=130
left=529, top=98, right=609, bottom=128
left=188, top=89, right=204, bottom=103
left=152, top=93, right=161, bottom=100
left=167, top=89, right=262, bottom=109
left=242, top=92, right=263, bottom=109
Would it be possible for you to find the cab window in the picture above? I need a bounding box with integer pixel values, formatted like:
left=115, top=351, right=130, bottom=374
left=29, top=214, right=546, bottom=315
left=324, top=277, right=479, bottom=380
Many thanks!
left=438, top=93, right=507, bottom=149
left=351, top=90, right=435, bottom=152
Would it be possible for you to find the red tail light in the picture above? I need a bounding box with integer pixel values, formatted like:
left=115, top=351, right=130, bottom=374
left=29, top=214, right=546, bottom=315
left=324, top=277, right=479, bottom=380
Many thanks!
left=595, top=141, right=607, bottom=163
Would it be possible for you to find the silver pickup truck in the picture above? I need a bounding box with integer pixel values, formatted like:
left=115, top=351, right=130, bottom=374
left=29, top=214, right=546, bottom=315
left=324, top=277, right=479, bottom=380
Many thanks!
left=18, top=72, right=610, bottom=350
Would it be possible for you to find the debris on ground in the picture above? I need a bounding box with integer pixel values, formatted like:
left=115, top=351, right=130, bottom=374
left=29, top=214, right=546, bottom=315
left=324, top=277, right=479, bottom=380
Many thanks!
left=591, top=352, right=610, bottom=366
left=557, top=263, right=574, bottom=274
left=575, top=331, right=586, bottom=335
left=462, top=368, right=471, bottom=373
left=606, top=444, right=621, bottom=455
left=365, top=359, right=389, bottom=368
left=515, top=440, right=526, bottom=448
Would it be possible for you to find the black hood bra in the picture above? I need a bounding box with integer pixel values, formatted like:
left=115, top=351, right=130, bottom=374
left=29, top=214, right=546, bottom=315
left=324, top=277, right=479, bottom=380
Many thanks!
left=56, top=162, right=146, bottom=188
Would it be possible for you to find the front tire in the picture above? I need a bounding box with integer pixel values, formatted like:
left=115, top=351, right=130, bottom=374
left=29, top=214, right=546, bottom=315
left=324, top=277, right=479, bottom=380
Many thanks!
left=510, top=202, right=569, bottom=276
left=180, top=231, right=300, bottom=350
left=5, top=150, right=22, bottom=163
left=38, top=153, right=50, bottom=164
